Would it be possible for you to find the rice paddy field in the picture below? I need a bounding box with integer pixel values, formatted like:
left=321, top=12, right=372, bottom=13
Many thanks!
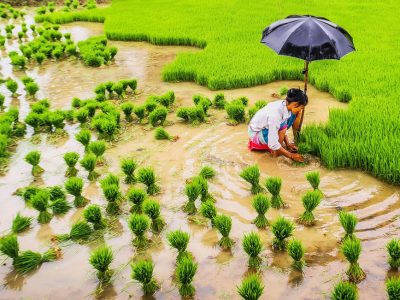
left=0, top=1, right=399, bottom=300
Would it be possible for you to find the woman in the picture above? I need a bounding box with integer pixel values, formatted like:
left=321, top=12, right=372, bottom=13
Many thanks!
left=248, top=88, right=307, bottom=162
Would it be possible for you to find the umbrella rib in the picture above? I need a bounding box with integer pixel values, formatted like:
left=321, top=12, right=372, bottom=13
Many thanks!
left=315, top=21, right=340, bottom=56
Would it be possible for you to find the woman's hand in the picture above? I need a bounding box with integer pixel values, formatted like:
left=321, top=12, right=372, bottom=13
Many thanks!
left=290, top=153, right=304, bottom=162
left=287, top=143, right=298, bottom=153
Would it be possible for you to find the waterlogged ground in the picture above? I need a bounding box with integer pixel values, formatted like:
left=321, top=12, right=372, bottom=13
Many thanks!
left=0, top=19, right=399, bottom=300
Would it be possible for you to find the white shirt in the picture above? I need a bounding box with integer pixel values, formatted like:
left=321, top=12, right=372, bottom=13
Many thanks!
left=248, top=100, right=291, bottom=150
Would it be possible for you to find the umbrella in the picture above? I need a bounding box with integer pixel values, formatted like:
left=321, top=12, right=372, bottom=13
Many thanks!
left=261, top=15, right=355, bottom=132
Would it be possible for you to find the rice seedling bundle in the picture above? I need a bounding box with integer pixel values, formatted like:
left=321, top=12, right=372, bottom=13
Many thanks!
left=25, top=150, right=44, bottom=176
left=77, top=36, right=117, bottom=67
left=341, top=237, right=365, bottom=283
left=150, top=91, right=175, bottom=108
left=126, top=187, right=147, bottom=213
left=121, top=158, right=137, bottom=184
left=31, top=190, right=53, bottom=224
left=176, top=106, right=206, bottom=124
left=193, top=175, right=213, bottom=202
left=131, top=260, right=160, bottom=295
left=199, top=165, right=216, bottom=180
left=128, top=214, right=150, bottom=249
left=242, top=232, right=263, bottom=269
left=112, top=82, right=124, bottom=98
left=10, top=54, right=26, bottom=69
left=51, top=197, right=72, bottom=215
left=305, top=171, right=321, bottom=191
left=65, top=177, right=87, bottom=207
left=143, top=199, right=165, bottom=233
left=237, top=274, right=264, bottom=300
left=338, top=211, right=358, bottom=241
left=183, top=180, right=200, bottom=215
left=176, top=256, right=198, bottom=298
left=214, top=214, right=234, bottom=250
left=84, top=205, right=106, bottom=229
left=89, top=245, right=113, bottom=283
left=11, top=214, right=33, bottom=234
left=102, top=183, right=121, bottom=215
left=252, top=193, right=270, bottom=229
left=154, top=127, right=174, bottom=141
left=75, top=129, right=91, bottom=151
left=148, top=106, right=168, bottom=127
left=287, top=239, right=305, bottom=270
left=0, top=234, right=19, bottom=260
left=14, top=248, right=57, bottom=274
left=137, top=167, right=160, bottom=195
left=271, top=216, right=294, bottom=251
left=167, top=230, right=191, bottom=263
left=64, top=151, right=80, bottom=177
left=57, top=220, right=93, bottom=241
left=213, top=93, right=226, bottom=109
left=240, top=165, right=263, bottom=195
left=88, top=140, right=106, bottom=160
left=200, top=200, right=217, bottom=227
left=80, top=153, right=98, bottom=181
left=298, top=190, right=322, bottom=226
left=265, top=177, right=284, bottom=208
left=134, top=105, right=146, bottom=123
left=386, top=239, right=400, bottom=269
left=121, top=102, right=134, bottom=121
left=387, top=278, right=400, bottom=300
left=100, top=173, right=120, bottom=188
left=225, top=102, right=246, bottom=125
left=331, top=281, right=358, bottom=300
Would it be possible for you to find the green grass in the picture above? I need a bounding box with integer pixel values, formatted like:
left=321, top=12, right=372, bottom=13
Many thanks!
left=45, top=0, right=400, bottom=184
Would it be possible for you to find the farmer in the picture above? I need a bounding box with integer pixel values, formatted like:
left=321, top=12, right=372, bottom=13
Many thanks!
left=248, top=88, right=307, bottom=162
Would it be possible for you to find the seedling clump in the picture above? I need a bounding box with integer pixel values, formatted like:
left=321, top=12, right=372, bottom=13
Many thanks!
left=176, top=256, right=198, bottom=298
left=200, top=200, right=217, bottom=227
left=386, top=278, right=400, bottom=300
left=306, top=171, right=321, bottom=192
left=102, top=182, right=121, bottom=215
left=84, top=205, right=106, bottom=230
left=339, top=211, right=358, bottom=241
left=271, top=216, right=294, bottom=251
left=265, top=177, right=284, bottom=209
left=12, top=213, right=33, bottom=234
left=240, top=165, right=263, bottom=194
left=89, top=245, right=113, bottom=283
left=65, top=177, right=88, bottom=208
left=252, top=193, right=270, bottom=229
left=25, top=151, right=44, bottom=176
left=237, top=274, right=264, bottom=300
left=31, top=190, right=53, bottom=224
left=183, top=181, right=200, bottom=215
left=199, top=166, right=216, bottom=180
left=121, top=158, right=136, bottom=184
left=131, top=260, right=160, bottom=295
left=57, top=220, right=93, bottom=242
left=331, top=281, right=358, bottom=300
left=242, top=232, right=263, bottom=269
left=342, top=237, right=365, bottom=283
left=287, top=239, right=305, bottom=270
left=126, top=187, right=147, bottom=213
left=137, top=167, right=160, bottom=195
left=63, top=151, right=80, bottom=177
left=167, top=230, right=191, bottom=264
left=143, top=199, right=165, bottom=233
left=387, top=239, right=400, bottom=269
left=80, top=153, right=98, bottom=181
left=128, top=214, right=150, bottom=249
left=298, top=190, right=322, bottom=226
left=214, top=214, right=234, bottom=250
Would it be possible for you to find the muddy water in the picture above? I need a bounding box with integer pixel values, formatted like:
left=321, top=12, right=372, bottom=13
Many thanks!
left=0, top=18, right=398, bottom=300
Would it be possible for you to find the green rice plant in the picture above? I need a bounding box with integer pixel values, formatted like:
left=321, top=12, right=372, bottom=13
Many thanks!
left=100, top=173, right=120, bottom=188
left=176, top=256, right=198, bottom=298
left=25, top=82, right=39, bottom=97
left=35, top=53, right=45, bottom=64
left=143, top=199, right=165, bottom=233
left=0, top=234, right=19, bottom=260
left=0, top=94, right=4, bottom=109
left=88, top=140, right=106, bottom=161
left=240, top=165, right=263, bottom=195
left=14, top=248, right=57, bottom=274
left=131, top=260, right=160, bottom=295
left=64, top=151, right=79, bottom=177
left=112, top=82, right=124, bottom=98
left=183, top=181, right=200, bottom=215
left=341, top=237, right=365, bottom=283
left=242, top=232, right=263, bottom=269
left=386, top=278, right=400, bottom=300
left=287, top=239, right=305, bottom=270
left=10, top=55, right=26, bottom=69
left=199, top=166, right=216, bottom=180
left=298, top=190, right=322, bottom=226
left=128, top=214, right=150, bottom=249
left=195, top=96, right=213, bottom=115
left=339, top=211, right=358, bottom=241
left=331, top=281, right=358, bottom=300
left=84, top=205, right=106, bottom=230
left=89, top=245, right=113, bottom=283
left=214, top=214, right=234, bottom=250
left=102, top=183, right=121, bottom=215
left=11, top=214, right=32, bottom=234
left=154, top=127, right=173, bottom=141
left=51, top=198, right=72, bottom=215
left=25, top=151, right=44, bottom=176
left=75, top=129, right=91, bottom=151
left=134, top=105, right=146, bottom=123
left=305, top=171, right=321, bottom=191
left=121, top=158, right=136, bottom=184
left=237, top=274, right=264, bottom=300
left=252, top=193, right=270, bottom=229
left=213, top=93, right=226, bottom=109
left=31, top=190, right=52, bottom=224
left=167, top=230, right=191, bottom=263
left=127, top=187, right=147, bottom=213
left=148, top=106, right=168, bottom=127
left=193, top=175, right=213, bottom=202
left=121, top=102, right=134, bottom=121
left=65, top=177, right=87, bottom=208
left=78, top=36, right=116, bottom=67
left=57, top=220, right=93, bottom=241
left=145, top=99, right=158, bottom=113
left=265, top=177, right=284, bottom=209
left=225, top=102, right=246, bottom=124
left=75, top=108, right=89, bottom=124
left=387, top=239, right=400, bottom=269
left=279, top=86, right=289, bottom=96
left=271, top=216, right=294, bottom=251
left=137, top=167, right=160, bottom=195
left=94, top=83, right=106, bottom=95
left=80, top=153, right=98, bottom=181
left=200, top=200, right=217, bottom=227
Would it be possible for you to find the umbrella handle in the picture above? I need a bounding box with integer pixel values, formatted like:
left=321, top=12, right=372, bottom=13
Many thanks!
left=294, top=61, right=309, bottom=141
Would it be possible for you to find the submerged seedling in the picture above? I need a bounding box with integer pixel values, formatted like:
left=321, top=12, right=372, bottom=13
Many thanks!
left=121, top=158, right=136, bottom=184
left=128, top=214, right=150, bottom=249
left=252, top=193, right=270, bottom=229
left=56, top=220, right=93, bottom=242
left=25, top=151, right=44, bottom=176
left=183, top=181, right=200, bottom=215
left=31, top=190, right=53, bottom=224
left=287, top=239, right=305, bottom=270
left=88, top=140, right=106, bottom=162
left=65, top=177, right=88, bottom=208
left=89, top=245, right=113, bottom=283
left=143, top=199, right=165, bottom=233
left=265, top=177, right=284, bottom=208
left=131, top=260, right=160, bottom=295
left=386, top=277, right=400, bottom=300
left=63, top=152, right=79, bottom=177
left=84, top=205, right=106, bottom=230
left=75, top=129, right=91, bottom=151
left=214, top=214, right=234, bottom=250
left=102, top=183, right=121, bottom=215
left=126, top=187, right=147, bottom=213
left=200, top=200, right=217, bottom=227
left=137, top=167, right=160, bottom=195
left=331, top=281, right=358, bottom=300
left=176, top=256, right=198, bottom=298
left=271, top=216, right=294, bottom=251
left=298, top=190, right=322, bottom=226
left=199, top=166, right=216, bottom=180
left=339, top=211, right=358, bottom=241
left=242, top=232, right=263, bottom=269
left=12, top=213, right=32, bottom=234
left=167, top=230, right=191, bottom=264
left=240, top=165, right=263, bottom=194
left=342, top=237, right=365, bottom=283
left=387, top=239, right=400, bottom=269
left=80, top=153, right=98, bottom=181
left=305, top=171, right=321, bottom=192
left=193, top=176, right=214, bottom=202
left=237, top=274, right=264, bottom=300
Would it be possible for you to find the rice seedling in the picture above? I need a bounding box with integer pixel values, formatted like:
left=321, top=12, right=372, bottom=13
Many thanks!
left=84, top=205, right=106, bottom=230
left=176, top=256, right=198, bottom=298
left=200, top=200, right=217, bottom=227
left=137, top=167, right=160, bottom=195
left=80, top=153, right=98, bottom=181
left=148, top=106, right=168, bottom=127
left=11, top=214, right=32, bottom=234
left=57, top=220, right=93, bottom=241
left=51, top=198, right=72, bottom=215
left=121, top=158, right=136, bottom=184
left=213, top=93, right=226, bottom=109
left=65, top=177, right=87, bottom=208
left=167, top=230, right=191, bottom=264
left=0, top=234, right=19, bottom=261
left=78, top=36, right=117, bottom=67
left=240, top=165, right=263, bottom=195
left=112, top=82, right=124, bottom=98
left=14, top=248, right=57, bottom=274
left=35, top=53, right=45, bottom=64
left=75, top=108, right=89, bottom=124
left=305, top=171, right=321, bottom=192
left=154, top=127, right=173, bottom=141
left=31, top=190, right=53, bottom=224
left=6, top=79, right=18, bottom=96
left=331, top=281, right=358, bottom=300
left=252, top=193, right=270, bottom=229
left=100, top=173, right=120, bottom=188
left=271, top=216, right=294, bottom=251
left=287, top=239, right=305, bottom=270
left=25, top=82, right=39, bottom=97
left=89, top=245, right=113, bottom=283
left=64, top=151, right=79, bottom=177
left=88, top=140, right=106, bottom=161
left=143, top=199, right=165, bottom=233
left=341, top=237, right=365, bottom=283
left=134, top=105, right=146, bottom=123
left=75, top=129, right=91, bottom=151
left=10, top=54, right=26, bottom=69
left=386, top=278, right=400, bottom=300
left=121, top=102, right=134, bottom=121
left=237, top=274, right=264, bottom=300
left=25, top=150, right=44, bottom=176
left=265, top=177, right=284, bottom=209
left=339, top=211, right=358, bottom=241
left=102, top=183, right=121, bottom=215
left=126, top=187, right=147, bottom=213
left=214, top=214, right=234, bottom=250
left=387, top=239, right=400, bottom=269
left=183, top=181, right=200, bottom=215
left=279, top=86, right=289, bottom=96
left=128, top=214, right=150, bottom=249
left=131, top=260, right=160, bottom=295
left=242, top=232, right=263, bottom=269
left=298, top=190, right=322, bottom=226
left=199, top=165, right=216, bottom=180
left=225, top=102, right=246, bottom=124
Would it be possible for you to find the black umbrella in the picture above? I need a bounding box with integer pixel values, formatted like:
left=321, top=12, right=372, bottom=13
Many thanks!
left=261, top=15, right=355, bottom=131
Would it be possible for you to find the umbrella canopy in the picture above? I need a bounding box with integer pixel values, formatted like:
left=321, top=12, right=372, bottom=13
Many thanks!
left=261, top=15, right=355, bottom=62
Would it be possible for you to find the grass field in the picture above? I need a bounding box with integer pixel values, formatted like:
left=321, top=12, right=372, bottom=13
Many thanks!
left=46, top=0, right=400, bottom=183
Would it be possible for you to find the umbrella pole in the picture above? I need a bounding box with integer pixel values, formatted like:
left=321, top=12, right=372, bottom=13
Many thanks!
left=294, top=60, right=309, bottom=140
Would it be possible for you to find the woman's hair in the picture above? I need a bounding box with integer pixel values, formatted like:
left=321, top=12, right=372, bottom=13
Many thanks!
left=286, top=88, right=308, bottom=106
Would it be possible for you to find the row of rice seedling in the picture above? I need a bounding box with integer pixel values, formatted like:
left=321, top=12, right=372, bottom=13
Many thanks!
left=94, top=79, right=137, bottom=101
left=77, top=35, right=118, bottom=67
left=176, top=94, right=209, bottom=125
left=0, top=3, right=25, bottom=20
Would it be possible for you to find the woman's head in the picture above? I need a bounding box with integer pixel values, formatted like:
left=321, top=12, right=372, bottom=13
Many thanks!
left=286, top=88, right=308, bottom=113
